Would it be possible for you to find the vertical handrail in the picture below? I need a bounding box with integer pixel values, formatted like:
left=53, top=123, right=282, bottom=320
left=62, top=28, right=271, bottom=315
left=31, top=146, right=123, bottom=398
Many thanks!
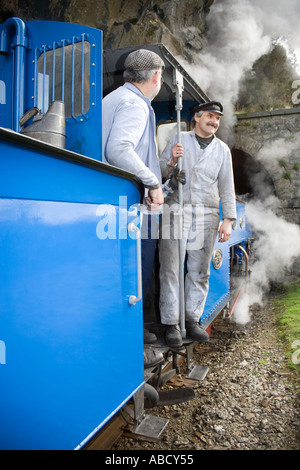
left=42, top=44, right=46, bottom=113
left=0, top=17, right=28, bottom=131
left=173, top=69, right=186, bottom=338
left=128, top=222, right=142, bottom=305
left=61, top=39, right=65, bottom=102
left=52, top=42, right=56, bottom=103
left=81, top=34, right=85, bottom=115
left=71, top=37, right=75, bottom=118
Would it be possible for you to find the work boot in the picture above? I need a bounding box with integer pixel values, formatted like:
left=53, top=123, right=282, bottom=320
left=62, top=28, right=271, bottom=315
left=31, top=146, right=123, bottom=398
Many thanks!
left=185, top=321, right=209, bottom=343
left=143, top=348, right=164, bottom=369
left=165, top=325, right=183, bottom=348
left=143, top=328, right=157, bottom=344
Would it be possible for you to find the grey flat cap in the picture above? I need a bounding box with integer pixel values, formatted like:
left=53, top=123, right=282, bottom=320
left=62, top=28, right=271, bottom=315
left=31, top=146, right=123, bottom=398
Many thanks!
left=124, top=49, right=165, bottom=71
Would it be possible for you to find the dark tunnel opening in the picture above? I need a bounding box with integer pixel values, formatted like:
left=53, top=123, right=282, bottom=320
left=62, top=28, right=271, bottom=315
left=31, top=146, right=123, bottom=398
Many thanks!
left=231, top=148, right=277, bottom=200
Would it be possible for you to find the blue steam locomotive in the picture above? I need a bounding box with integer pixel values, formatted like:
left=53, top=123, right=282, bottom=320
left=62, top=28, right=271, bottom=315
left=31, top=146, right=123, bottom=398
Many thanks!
left=0, top=18, right=251, bottom=449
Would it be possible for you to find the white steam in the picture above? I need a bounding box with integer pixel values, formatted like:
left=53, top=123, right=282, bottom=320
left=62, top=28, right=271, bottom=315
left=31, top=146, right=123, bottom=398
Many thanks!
left=232, top=196, right=300, bottom=324
left=233, top=133, right=300, bottom=324
left=180, top=0, right=300, bottom=143
left=179, top=0, right=300, bottom=323
left=256, top=135, right=300, bottom=171
left=232, top=132, right=300, bottom=324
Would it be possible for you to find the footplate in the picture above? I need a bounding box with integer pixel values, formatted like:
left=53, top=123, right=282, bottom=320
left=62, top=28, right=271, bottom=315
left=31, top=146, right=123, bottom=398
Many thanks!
left=185, top=342, right=209, bottom=381
left=158, top=387, right=195, bottom=406
left=122, top=386, right=169, bottom=442
left=132, top=414, right=169, bottom=441
left=187, top=365, right=209, bottom=380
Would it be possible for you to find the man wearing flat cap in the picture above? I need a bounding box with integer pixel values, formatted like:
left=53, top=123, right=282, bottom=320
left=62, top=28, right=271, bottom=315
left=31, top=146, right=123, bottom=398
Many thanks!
left=102, top=48, right=166, bottom=364
left=103, top=48, right=165, bottom=195
left=158, top=100, right=237, bottom=348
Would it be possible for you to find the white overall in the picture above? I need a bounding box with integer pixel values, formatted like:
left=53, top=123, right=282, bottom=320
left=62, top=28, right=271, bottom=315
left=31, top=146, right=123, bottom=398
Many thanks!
left=159, top=130, right=236, bottom=325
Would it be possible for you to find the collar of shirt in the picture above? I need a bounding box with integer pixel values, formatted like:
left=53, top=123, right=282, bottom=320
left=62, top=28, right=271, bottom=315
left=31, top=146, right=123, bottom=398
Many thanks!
left=123, top=82, right=152, bottom=108
left=195, top=133, right=215, bottom=149
left=191, top=128, right=215, bottom=148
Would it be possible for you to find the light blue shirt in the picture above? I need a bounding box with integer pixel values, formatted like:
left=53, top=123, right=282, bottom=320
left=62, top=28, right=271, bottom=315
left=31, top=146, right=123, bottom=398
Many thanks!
left=102, top=82, right=161, bottom=188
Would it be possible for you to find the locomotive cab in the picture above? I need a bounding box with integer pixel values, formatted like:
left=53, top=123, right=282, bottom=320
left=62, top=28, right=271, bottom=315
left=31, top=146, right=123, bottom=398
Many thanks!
left=0, top=17, right=252, bottom=450
left=103, top=45, right=252, bottom=332
left=0, top=18, right=146, bottom=450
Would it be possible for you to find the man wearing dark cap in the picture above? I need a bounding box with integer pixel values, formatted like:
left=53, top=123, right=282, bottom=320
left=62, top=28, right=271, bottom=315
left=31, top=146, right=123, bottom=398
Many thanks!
left=102, top=48, right=166, bottom=366
left=159, top=101, right=237, bottom=348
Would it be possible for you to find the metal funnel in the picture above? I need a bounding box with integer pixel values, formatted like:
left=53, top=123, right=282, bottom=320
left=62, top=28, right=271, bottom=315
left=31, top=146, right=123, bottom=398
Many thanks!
left=20, top=101, right=66, bottom=149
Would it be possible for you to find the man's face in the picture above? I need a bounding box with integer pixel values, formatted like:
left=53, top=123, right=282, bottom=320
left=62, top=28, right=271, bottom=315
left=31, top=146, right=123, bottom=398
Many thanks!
left=194, top=110, right=221, bottom=138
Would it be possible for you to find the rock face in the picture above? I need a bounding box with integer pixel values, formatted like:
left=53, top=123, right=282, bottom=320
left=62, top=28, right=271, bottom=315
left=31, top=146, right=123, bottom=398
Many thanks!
left=1, top=0, right=213, bottom=59
left=235, top=110, right=300, bottom=226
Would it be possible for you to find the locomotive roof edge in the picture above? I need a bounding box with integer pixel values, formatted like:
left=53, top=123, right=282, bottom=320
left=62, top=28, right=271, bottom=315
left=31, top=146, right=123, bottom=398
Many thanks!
left=103, top=43, right=210, bottom=104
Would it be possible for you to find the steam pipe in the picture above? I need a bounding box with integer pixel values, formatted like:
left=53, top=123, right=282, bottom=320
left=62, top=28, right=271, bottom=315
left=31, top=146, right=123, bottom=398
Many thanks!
left=236, top=244, right=249, bottom=278
left=0, top=17, right=28, bottom=131
left=229, top=291, right=241, bottom=317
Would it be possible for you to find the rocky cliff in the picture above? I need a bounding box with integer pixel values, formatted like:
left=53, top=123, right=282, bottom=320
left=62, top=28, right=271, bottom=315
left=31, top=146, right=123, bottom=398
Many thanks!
left=0, top=0, right=213, bottom=60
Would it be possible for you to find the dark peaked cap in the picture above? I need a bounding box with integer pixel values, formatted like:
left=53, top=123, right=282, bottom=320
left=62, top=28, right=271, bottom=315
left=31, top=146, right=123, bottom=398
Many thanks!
left=124, top=49, right=165, bottom=71
left=194, top=101, right=223, bottom=115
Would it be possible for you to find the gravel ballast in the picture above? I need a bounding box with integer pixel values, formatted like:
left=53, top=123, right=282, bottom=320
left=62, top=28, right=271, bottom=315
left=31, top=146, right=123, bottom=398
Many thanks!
left=112, top=292, right=300, bottom=451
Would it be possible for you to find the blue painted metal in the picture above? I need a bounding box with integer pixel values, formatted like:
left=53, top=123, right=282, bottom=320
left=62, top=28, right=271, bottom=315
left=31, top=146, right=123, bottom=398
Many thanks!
left=0, top=129, right=144, bottom=450
left=23, top=20, right=102, bottom=160
left=0, top=16, right=253, bottom=450
left=0, top=18, right=102, bottom=159
left=0, top=17, right=28, bottom=131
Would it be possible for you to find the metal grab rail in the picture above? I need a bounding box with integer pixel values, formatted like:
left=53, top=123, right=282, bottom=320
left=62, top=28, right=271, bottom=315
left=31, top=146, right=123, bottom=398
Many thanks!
left=0, top=17, right=28, bottom=131
left=173, top=68, right=186, bottom=338
left=128, top=222, right=142, bottom=305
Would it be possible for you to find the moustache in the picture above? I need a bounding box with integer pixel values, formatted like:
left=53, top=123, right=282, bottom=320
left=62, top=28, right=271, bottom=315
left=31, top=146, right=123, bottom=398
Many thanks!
left=207, top=122, right=218, bottom=128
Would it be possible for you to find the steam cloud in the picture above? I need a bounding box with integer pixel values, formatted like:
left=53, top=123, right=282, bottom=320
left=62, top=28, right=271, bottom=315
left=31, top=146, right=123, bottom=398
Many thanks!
left=181, top=0, right=300, bottom=143
left=233, top=196, right=300, bottom=324
left=180, top=0, right=300, bottom=323
left=232, top=134, right=300, bottom=324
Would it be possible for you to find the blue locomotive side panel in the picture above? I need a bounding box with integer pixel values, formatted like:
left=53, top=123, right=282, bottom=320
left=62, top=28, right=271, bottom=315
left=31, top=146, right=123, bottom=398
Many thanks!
left=0, top=129, right=144, bottom=450
left=201, top=202, right=252, bottom=328
left=0, top=15, right=254, bottom=450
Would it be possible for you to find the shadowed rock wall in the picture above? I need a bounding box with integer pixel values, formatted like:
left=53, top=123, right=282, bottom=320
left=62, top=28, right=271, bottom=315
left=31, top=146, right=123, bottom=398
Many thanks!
left=0, top=0, right=213, bottom=59
left=235, top=108, right=300, bottom=225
